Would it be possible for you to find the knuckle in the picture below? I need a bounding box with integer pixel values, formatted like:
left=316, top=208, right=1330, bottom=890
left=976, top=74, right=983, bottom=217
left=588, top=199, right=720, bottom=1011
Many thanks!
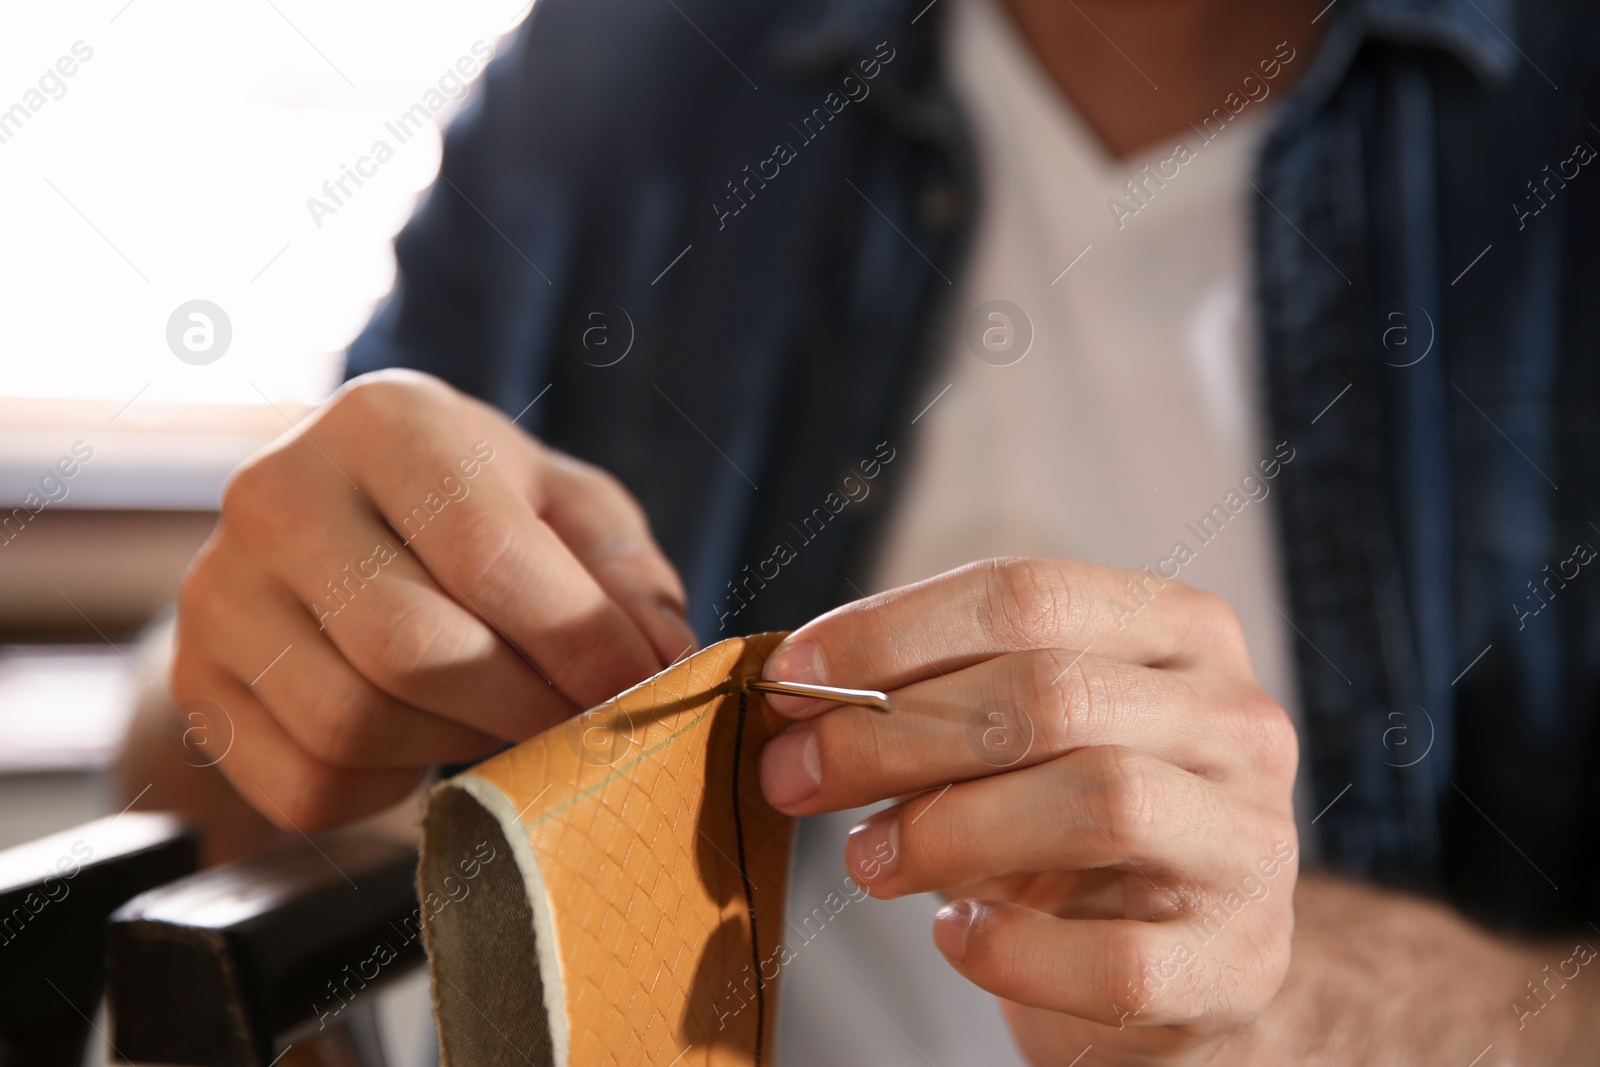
left=325, top=372, right=458, bottom=454
left=295, top=678, right=388, bottom=767
left=1214, top=684, right=1299, bottom=786
left=1028, top=652, right=1111, bottom=752
left=218, top=453, right=280, bottom=525
left=982, top=557, right=1073, bottom=648
left=364, top=604, right=454, bottom=695
left=218, top=455, right=304, bottom=548
left=602, top=476, right=650, bottom=527
left=1246, top=693, right=1300, bottom=779
left=174, top=548, right=222, bottom=631
left=1102, top=924, right=1166, bottom=1017
left=335, top=369, right=447, bottom=425
left=551, top=452, right=641, bottom=515
left=260, top=763, right=348, bottom=832
left=1087, top=748, right=1165, bottom=855
left=1188, top=589, right=1250, bottom=660
left=439, top=507, right=522, bottom=595
left=1189, top=588, right=1238, bottom=628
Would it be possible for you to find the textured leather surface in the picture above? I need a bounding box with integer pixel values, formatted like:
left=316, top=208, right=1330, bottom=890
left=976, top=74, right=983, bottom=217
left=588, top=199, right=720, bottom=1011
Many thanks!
left=420, top=633, right=794, bottom=1067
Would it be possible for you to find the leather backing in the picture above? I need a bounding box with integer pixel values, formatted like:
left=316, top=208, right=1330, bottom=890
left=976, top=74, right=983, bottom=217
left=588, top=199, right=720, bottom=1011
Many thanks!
left=420, top=633, right=794, bottom=1067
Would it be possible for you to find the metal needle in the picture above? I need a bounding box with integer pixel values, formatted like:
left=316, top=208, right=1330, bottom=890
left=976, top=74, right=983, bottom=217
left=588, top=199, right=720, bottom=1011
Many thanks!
left=743, top=677, right=893, bottom=713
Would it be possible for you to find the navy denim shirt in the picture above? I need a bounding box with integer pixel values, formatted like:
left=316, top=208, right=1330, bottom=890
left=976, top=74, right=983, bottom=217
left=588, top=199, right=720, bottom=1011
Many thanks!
left=347, top=0, right=1600, bottom=932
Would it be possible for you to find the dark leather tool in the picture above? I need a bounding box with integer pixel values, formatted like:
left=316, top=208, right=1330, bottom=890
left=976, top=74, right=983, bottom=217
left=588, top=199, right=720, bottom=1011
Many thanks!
left=106, top=834, right=424, bottom=1067
left=0, top=811, right=198, bottom=1067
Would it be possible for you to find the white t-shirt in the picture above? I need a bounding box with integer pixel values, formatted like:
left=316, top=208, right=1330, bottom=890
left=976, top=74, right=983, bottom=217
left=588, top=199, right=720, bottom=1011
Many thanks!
left=777, top=0, right=1300, bottom=1062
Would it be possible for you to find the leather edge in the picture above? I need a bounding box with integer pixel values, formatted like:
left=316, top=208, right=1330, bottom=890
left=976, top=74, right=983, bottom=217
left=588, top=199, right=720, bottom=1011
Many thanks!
left=421, top=774, right=569, bottom=1067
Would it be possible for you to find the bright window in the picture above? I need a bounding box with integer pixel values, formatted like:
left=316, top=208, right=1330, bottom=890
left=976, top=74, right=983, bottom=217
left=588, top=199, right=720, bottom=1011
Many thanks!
left=0, top=0, right=528, bottom=411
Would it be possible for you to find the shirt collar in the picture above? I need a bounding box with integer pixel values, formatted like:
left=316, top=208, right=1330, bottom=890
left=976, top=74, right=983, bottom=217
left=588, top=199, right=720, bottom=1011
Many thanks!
left=1353, top=0, right=1521, bottom=85
left=771, top=0, right=1521, bottom=88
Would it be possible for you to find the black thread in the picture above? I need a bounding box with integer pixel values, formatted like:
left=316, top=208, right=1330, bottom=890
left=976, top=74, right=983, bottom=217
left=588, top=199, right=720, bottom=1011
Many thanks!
left=730, top=689, right=764, bottom=1067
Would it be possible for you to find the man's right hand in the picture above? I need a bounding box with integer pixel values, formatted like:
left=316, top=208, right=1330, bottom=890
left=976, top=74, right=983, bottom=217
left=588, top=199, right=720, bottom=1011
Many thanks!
left=171, top=370, right=696, bottom=831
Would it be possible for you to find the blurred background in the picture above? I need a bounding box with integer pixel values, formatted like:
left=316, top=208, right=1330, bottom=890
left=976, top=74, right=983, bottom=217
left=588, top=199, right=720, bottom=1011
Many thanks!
left=1, top=1, right=531, bottom=1060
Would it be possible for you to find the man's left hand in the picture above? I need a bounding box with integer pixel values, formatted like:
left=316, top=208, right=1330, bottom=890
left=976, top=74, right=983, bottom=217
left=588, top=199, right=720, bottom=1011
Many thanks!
left=758, top=557, right=1300, bottom=1065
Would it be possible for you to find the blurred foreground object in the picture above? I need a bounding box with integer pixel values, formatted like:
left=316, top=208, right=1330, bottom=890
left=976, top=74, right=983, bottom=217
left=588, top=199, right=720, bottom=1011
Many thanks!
left=0, top=811, right=198, bottom=1066
left=107, top=835, right=422, bottom=1067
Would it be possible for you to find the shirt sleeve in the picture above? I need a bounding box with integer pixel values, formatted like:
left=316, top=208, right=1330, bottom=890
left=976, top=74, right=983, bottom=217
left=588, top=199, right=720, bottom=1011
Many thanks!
left=342, top=17, right=547, bottom=401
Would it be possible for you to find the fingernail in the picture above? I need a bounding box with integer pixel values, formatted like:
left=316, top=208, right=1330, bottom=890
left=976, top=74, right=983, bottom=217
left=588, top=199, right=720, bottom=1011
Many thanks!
left=765, top=639, right=826, bottom=684
left=845, top=813, right=899, bottom=887
left=760, top=725, right=821, bottom=809
left=658, top=602, right=698, bottom=662
left=761, top=639, right=828, bottom=715
left=933, top=900, right=977, bottom=963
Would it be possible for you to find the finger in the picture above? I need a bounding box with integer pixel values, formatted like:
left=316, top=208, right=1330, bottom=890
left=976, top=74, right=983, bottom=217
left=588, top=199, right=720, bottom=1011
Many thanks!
left=757, top=650, right=1264, bottom=814
left=197, top=574, right=507, bottom=768
left=216, top=476, right=579, bottom=738
left=842, top=747, right=1231, bottom=900
left=761, top=557, right=1251, bottom=716
left=952, top=869, right=1130, bottom=921
left=931, top=901, right=1251, bottom=1028
left=536, top=451, right=698, bottom=664
left=310, top=548, right=583, bottom=738
left=331, top=403, right=668, bottom=706
left=175, top=654, right=423, bottom=832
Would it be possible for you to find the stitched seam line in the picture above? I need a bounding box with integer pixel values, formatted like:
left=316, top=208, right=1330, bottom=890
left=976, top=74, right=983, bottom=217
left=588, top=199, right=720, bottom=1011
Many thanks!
left=731, top=689, right=765, bottom=1067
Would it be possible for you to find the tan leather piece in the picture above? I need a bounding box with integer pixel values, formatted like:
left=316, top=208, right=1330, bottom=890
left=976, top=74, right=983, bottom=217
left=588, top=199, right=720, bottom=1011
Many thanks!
left=419, top=633, right=795, bottom=1067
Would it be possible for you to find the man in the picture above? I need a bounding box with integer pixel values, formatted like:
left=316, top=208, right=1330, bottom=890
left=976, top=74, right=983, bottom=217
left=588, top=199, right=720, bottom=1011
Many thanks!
left=149, top=0, right=1600, bottom=1061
